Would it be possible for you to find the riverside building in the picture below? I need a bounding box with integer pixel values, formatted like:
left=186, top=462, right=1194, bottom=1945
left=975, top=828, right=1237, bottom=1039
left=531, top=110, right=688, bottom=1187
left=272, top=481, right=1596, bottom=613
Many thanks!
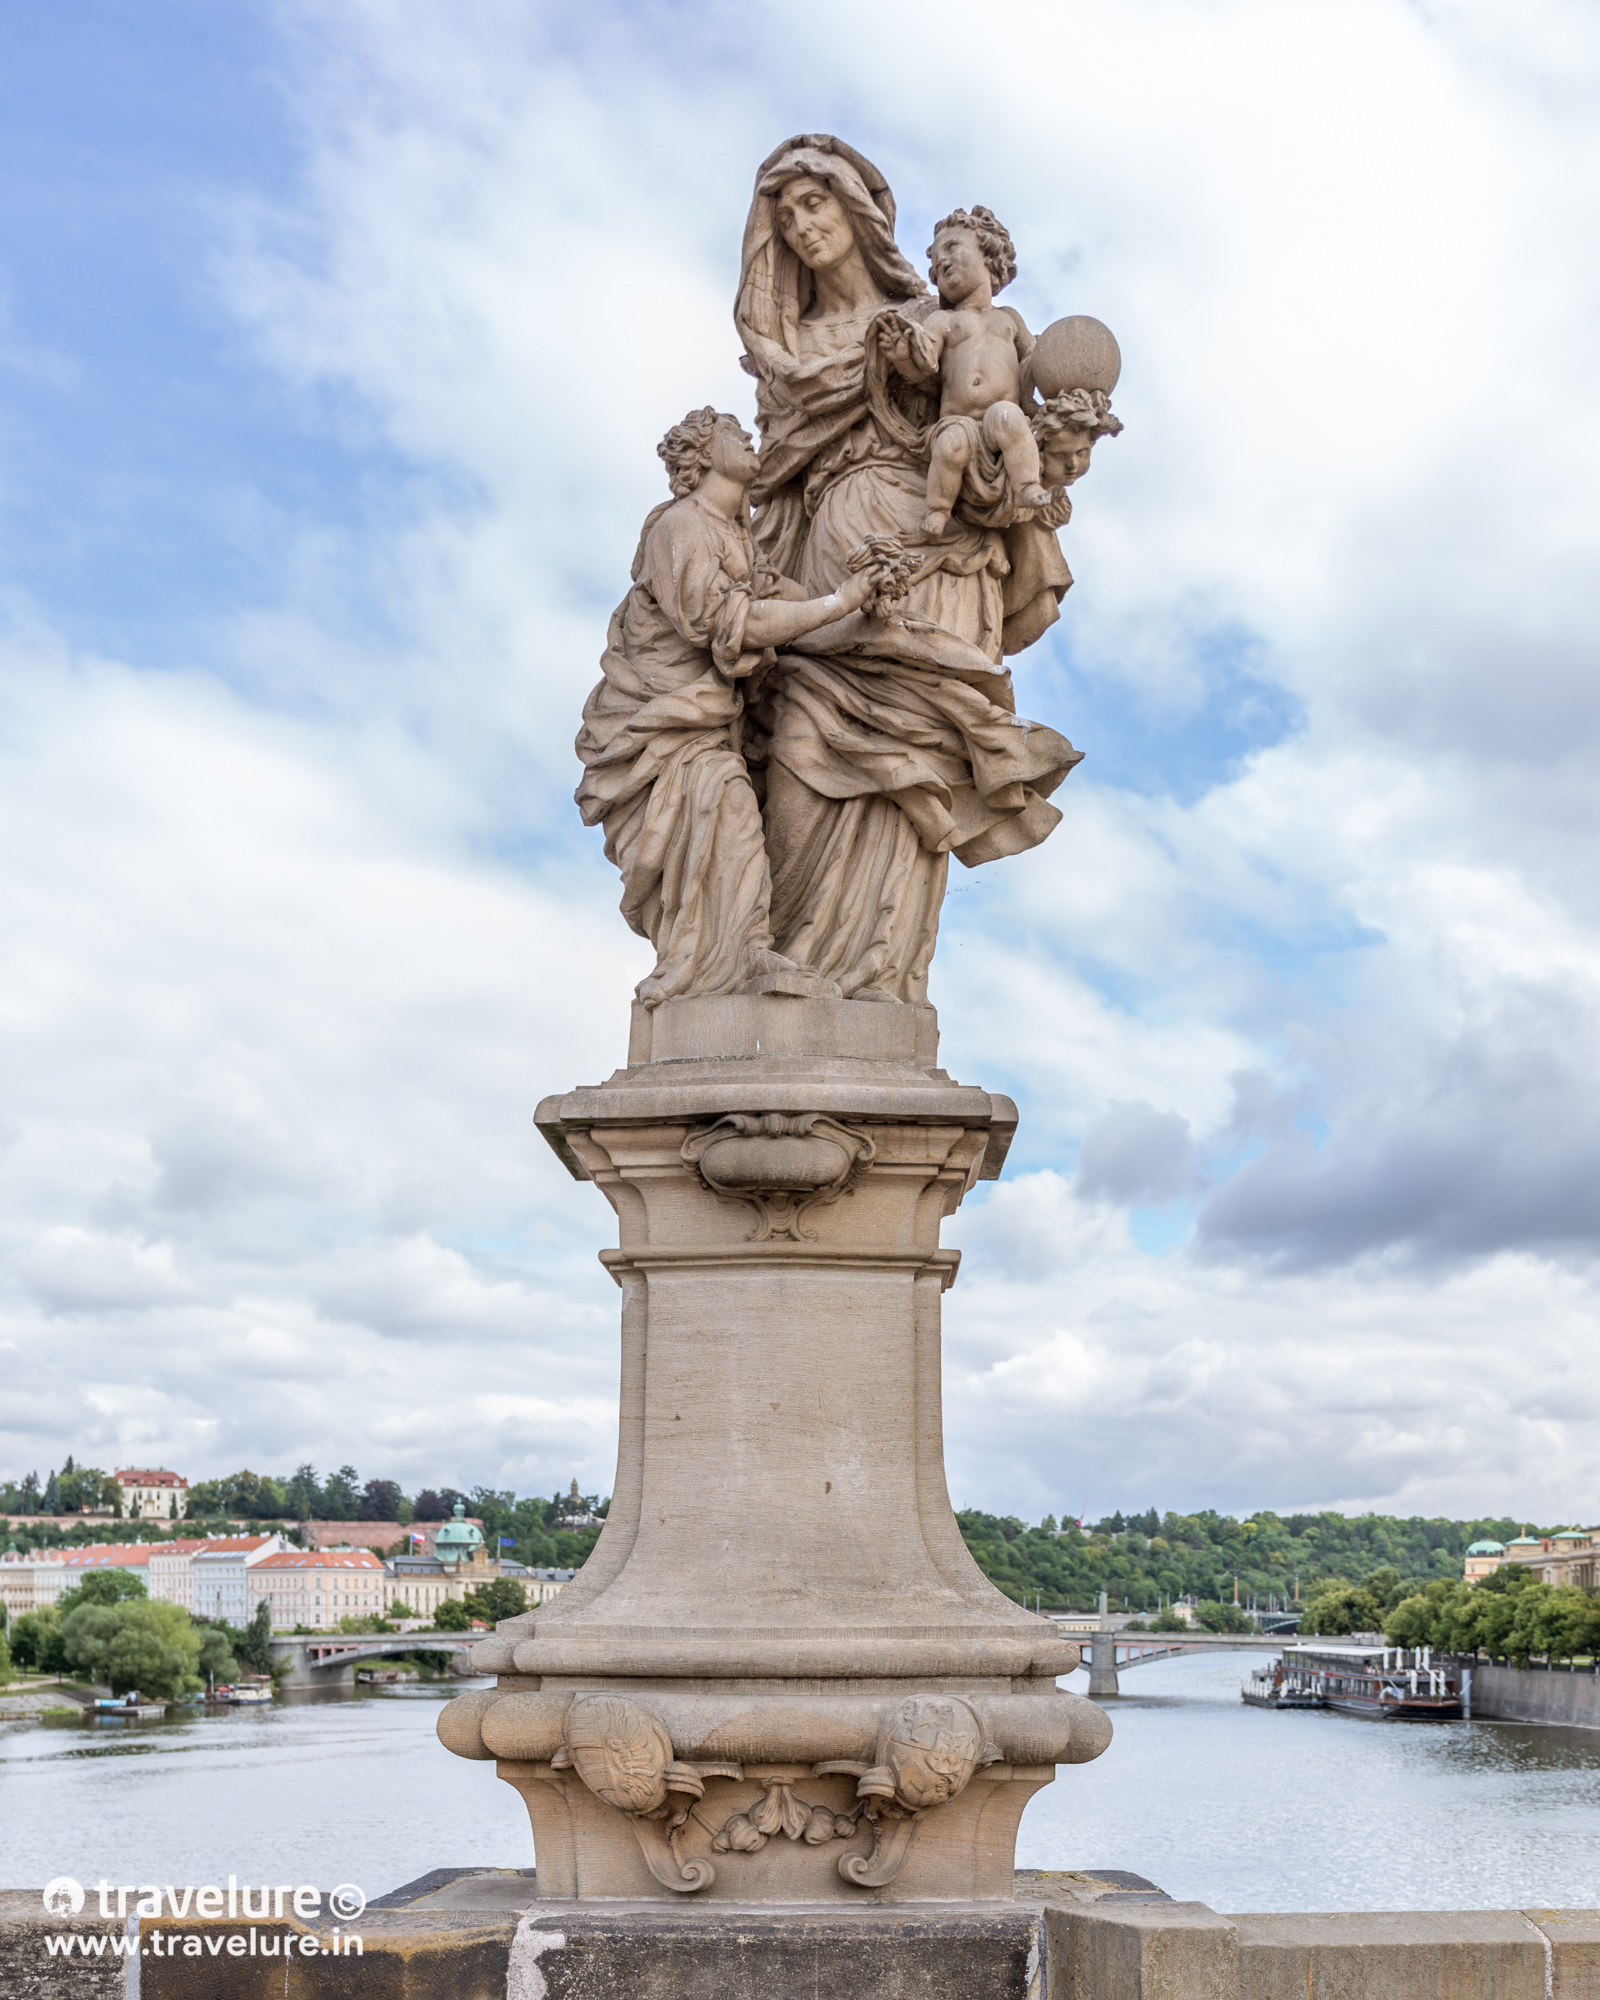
left=1465, top=1529, right=1599, bottom=1588
left=248, top=1548, right=386, bottom=1631
left=191, top=1534, right=293, bottom=1627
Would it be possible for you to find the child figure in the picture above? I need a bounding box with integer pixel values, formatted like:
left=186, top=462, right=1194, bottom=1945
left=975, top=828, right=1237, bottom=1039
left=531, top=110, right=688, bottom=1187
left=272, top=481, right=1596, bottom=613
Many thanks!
left=881, top=206, right=1051, bottom=538
left=1032, top=387, right=1124, bottom=516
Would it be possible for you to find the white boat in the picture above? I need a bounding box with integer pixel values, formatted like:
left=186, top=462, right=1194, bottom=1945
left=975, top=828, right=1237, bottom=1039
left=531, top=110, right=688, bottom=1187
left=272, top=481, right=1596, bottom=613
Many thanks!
left=225, top=1680, right=275, bottom=1705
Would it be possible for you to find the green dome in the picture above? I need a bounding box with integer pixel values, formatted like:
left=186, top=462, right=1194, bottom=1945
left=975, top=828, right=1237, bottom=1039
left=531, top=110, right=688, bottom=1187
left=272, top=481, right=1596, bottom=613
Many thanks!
left=434, top=1500, right=484, bottom=1563
left=1465, top=1540, right=1505, bottom=1556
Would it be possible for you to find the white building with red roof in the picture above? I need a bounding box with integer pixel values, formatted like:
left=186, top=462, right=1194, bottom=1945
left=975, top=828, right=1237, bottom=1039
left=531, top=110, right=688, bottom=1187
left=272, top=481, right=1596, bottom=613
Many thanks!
left=248, top=1548, right=387, bottom=1632
left=1, top=1536, right=161, bottom=1616
left=114, top=1468, right=188, bottom=1520
left=191, top=1534, right=294, bottom=1628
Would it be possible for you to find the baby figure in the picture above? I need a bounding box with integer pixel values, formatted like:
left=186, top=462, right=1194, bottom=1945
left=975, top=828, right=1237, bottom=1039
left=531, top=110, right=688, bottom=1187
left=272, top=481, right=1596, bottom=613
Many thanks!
left=882, top=206, right=1050, bottom=538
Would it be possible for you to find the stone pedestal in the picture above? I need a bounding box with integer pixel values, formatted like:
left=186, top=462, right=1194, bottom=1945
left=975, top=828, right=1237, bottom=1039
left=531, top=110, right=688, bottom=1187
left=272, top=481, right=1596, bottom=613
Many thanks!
left=440, top=993, right=1108, bottom=1902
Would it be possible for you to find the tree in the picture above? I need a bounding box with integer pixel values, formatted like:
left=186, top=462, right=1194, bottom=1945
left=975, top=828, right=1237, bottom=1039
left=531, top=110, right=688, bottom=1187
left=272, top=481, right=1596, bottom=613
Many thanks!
left=193, top=1622, right=239, bottom=1684
left=287, top=1464, right=321, bottom=1521
left=432, top=1598, right=472, bottom=1631
left=0, top=1630, right=11, bottom=1686
left=1299, top=1580, right=1385, bottom=1636
left=187, top=1470, right=288, bottom=1521
left=236, top=1601, right=275, bottom=1674
left=464, top=1579, right=527, bottom=1624
left=1195, top=1600, right=1250, bottom=1633
left=360, top=1479, right=404, bottom=1522
left=42, top=1469, right=61, bottom=1515
left=57, top=1464, right=116, bottom=1515
left=471, top=1488, right=516, bottom=1538
left=322, top=1467, right=360, bottom=1521
left=58, top=1570, right=147, bottom=1614
left=1385, top=1586, right=1450, bottom=1648
left=9, top=1611, right=59, bottom=1672
left=412, top=1490, right=448, bottom=1522
left=60, top=1599, right=202, bottom=1697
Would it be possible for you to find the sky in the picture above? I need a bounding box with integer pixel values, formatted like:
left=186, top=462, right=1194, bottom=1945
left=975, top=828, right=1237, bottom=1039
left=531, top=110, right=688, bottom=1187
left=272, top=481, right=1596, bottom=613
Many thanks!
left=2, top=0, right=1598, bottom=1525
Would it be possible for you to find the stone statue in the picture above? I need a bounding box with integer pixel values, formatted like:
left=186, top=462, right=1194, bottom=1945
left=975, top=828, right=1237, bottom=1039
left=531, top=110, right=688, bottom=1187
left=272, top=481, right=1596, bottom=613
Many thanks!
left=444, top=133, right=1123, bottom=1910
left=575, top=407, right=898, bottom=1006
left=577, top=132, right=1122, bottom=1010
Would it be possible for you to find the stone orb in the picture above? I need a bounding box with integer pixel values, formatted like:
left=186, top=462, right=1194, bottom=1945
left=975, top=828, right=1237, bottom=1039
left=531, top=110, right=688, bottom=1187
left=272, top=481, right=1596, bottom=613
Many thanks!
left=1031, top=315, right=1121, bottom=398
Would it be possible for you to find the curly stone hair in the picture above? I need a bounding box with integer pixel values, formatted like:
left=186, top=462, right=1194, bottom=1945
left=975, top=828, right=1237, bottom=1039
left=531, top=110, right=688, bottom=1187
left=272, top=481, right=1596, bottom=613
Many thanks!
left=1033, top=388, right=1124, bottom=445
left=927, top=205, right=1017, bottom=294
left=657, top=406, right=727, bottom=497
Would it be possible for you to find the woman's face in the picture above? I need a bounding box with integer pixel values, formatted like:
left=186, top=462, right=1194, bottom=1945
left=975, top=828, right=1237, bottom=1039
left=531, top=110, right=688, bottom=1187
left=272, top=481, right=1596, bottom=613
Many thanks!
left=775, top=175, right=857, bottom=273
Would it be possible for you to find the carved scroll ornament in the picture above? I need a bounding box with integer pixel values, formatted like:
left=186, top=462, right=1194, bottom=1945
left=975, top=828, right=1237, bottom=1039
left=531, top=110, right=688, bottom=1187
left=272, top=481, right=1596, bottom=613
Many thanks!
left=816, top=1694, right=999, bottom=1887
left=553, top=1693, right=740, bottom=1893
left=681, top=1112, right=875, bottom=1241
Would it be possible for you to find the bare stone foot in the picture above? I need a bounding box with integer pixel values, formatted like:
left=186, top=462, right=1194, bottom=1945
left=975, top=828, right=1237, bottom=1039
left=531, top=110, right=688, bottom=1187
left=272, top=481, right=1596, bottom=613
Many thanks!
left=1018, top=483, right=1052, bottom=510
left=919, top=511, right=950, bottom=538
left=751, top=949, right=808, bottom=978
left=848, top=986, right=901, bottom=1004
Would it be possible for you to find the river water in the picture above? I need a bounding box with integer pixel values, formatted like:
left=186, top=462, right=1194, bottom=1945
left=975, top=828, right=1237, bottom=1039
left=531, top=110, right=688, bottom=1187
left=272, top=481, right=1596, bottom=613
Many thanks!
left=4, top=1653, right=1598, bottom=1911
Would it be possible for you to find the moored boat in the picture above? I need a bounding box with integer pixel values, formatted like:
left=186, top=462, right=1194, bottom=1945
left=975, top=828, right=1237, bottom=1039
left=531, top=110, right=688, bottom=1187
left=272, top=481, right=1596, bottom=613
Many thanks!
left=1242, top=1659, right=1324, bottom=1709
left=1273, top=1642, right=1462, bottom=1720
left=90, top=1690, right=167, bottom=1718
left=225, top=1678, right=275, bottom=1705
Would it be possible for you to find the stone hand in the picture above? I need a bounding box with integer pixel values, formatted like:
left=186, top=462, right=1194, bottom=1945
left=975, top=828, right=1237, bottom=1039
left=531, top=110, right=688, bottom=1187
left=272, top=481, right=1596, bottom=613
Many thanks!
left=832, top=567, right=884, bottom=616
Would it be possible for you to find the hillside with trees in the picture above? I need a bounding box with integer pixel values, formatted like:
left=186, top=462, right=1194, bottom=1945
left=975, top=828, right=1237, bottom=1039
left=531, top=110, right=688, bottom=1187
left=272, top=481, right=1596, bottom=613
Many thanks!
left=957, top=1507, right=1539, bottom=1613
left=3, top=1467, right=1566, bottom=1617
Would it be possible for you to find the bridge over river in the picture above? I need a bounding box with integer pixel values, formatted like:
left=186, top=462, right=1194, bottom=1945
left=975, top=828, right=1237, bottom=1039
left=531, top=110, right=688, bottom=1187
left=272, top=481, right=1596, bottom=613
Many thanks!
left=1054, top=1625, right=1288, bottom=1696
left=268, top=1633, right=477, bottom=1691
left=269, top=1625, right=1290, bottom=1696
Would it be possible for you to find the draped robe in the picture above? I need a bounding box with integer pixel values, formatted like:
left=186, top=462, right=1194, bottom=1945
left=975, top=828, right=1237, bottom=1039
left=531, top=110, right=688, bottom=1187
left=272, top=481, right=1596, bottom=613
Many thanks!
left=738, top=136, right=1081, bottom=1001
left=575, top=498, right=775, bottom=1007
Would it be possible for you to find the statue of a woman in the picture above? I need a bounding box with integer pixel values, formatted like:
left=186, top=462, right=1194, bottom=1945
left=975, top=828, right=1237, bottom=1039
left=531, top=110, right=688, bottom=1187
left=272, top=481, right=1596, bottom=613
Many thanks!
left=735, top=135, right=1081, bottom=1003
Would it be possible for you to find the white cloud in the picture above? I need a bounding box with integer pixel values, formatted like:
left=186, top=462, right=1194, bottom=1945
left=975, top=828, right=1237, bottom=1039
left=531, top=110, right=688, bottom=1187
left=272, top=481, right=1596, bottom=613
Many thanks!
left=3, top=0, right=1599, bottom=1519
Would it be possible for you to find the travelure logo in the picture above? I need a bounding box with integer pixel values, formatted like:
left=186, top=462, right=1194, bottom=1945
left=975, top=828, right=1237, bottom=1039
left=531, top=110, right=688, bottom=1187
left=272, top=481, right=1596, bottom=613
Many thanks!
left=38, top=1876, right=366, bottom=1920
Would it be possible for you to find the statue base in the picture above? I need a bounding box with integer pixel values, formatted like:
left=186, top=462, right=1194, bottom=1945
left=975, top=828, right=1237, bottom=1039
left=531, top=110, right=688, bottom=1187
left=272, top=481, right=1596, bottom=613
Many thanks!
left=441, top=993, right=1109, bottom=1902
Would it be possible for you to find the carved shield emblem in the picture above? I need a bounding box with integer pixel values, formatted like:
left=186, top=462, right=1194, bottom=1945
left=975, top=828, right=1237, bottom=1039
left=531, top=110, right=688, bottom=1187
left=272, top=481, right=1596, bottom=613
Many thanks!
left=564, top=1695, right=673, bottom=1815
left=878, top=1695, right=984, bottom=1810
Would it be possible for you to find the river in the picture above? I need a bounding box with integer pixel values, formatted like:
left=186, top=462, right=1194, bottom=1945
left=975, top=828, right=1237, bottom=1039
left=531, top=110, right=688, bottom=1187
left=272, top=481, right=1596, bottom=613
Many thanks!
left=4, top=1654, right=1598, bottom=1910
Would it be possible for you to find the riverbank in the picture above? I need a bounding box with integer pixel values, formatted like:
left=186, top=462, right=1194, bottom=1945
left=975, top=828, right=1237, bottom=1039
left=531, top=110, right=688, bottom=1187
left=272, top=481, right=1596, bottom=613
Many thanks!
left=1461, top=1657, right=1600, bottom=1728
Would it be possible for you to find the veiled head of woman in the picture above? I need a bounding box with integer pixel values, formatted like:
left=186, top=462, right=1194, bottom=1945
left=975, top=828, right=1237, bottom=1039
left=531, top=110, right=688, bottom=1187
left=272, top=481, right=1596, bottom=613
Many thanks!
left=773, top=174, right=859, bottom=277
left=740, top=138, right=924, bottom=366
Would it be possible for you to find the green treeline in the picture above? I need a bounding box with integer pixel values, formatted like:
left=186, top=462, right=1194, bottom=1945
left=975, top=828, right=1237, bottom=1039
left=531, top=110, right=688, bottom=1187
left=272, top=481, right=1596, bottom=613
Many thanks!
left=957, top=1508, right=1539, bottom=1612
left=1384, top=1567, right=1600, bottom=1663
left=3, top=1466, right=607, bottom=1571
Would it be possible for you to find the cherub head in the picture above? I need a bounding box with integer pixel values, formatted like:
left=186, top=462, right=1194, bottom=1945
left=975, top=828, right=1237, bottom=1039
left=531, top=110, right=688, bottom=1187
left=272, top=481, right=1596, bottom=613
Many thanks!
left=927, top=206, right=1017, bottom=305
left=657, top=408, right=760, bottom=498
left=1032, top=389, right=1123, bottom=488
